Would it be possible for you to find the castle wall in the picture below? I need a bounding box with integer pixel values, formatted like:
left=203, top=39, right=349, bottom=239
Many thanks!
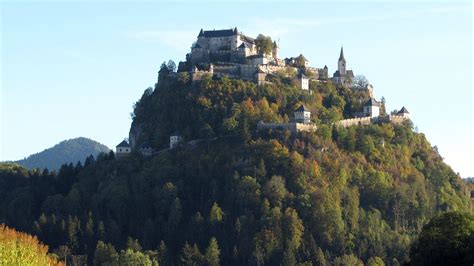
left=387, top=115, right=408, bottom=124
left=257, top=121, right=316, bottom=133
left=335, top=117, right=372, bottom=127
left=335, top=115, right=409, bottom=128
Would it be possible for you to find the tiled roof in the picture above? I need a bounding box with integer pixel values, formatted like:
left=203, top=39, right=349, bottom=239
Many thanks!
left=397, top=107, right=409, bottom=114
left=116, top=140, right=130, bottom=148
left=295, top=104, right=309, bottom=112
left=365, top=98, right=381, bottom=107
left=200, top=29, right=237, bottom=38
left=238, top=42, right=252, bottom=49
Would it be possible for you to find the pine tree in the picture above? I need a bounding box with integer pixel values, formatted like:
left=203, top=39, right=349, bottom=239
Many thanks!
left=205, top=237, right=220, bottom=266
left=209, top=202, right=224, bottom=224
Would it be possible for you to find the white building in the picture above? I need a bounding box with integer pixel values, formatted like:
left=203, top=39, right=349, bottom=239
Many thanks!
left=294, top=105, right=311, bottom=123
left=396, top=107, right=409, bottom=118
left=298, top=73, right=309, bottom=90
left=116, top=140, right=131, bottom=158
left=363, top=98, right=381, bottom=118
left=170, top=132, right=183, bottom=149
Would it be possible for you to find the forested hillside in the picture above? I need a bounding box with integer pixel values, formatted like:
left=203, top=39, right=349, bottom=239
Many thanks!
left=0, top=69, right=470, bottom=265
left=13, top=137, right=110, bottom=171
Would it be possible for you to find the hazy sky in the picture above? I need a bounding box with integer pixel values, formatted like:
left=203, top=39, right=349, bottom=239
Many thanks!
left=1, top=1, right=472, bottom=177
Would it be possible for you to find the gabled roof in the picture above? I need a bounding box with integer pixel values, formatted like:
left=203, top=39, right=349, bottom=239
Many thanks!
left=364, top=98, right=381, bottom=107
left=346, top=70, right=354, bottom=77
left=116, top=140, right=130, bottom=148
left=295, top=104, right=309, bottom=112
left=397, top=106, right=409, bottom=114
left=200, top=28, right=237, bottom=38
left=238, top=42, right=252, bottom=49
left=240, top=34, right=255, bottom=44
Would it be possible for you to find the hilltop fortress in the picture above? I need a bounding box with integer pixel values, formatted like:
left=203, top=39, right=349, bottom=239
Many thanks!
left=175, top=27, right=329, bottom=88
left=117, top=27, right=410, bottom=156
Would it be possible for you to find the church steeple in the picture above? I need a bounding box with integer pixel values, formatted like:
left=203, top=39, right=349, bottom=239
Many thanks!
left=338, top=46, right=346, bottom=75
left=339, top=46, right=345, bottom=62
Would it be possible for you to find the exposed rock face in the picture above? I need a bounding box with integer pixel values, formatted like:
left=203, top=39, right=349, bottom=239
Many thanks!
left=128, top=121, right=143, bottom=149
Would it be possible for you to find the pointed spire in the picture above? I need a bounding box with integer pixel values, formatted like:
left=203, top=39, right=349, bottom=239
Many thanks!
left=339, top=46, right=345, bottom=61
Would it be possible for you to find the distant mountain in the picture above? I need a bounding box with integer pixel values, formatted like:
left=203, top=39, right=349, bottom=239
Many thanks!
left=13, top=137, right=110, bottom=170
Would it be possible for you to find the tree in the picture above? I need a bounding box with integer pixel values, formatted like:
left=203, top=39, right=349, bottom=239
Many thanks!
left=255, top=34, right=273, bottom=55
left=295, top=54, right=308, bottom=68
left=205, top=237, right=220, bottom=266
left=54, top=245, right=70, bottom=266
left=94, top=241, right=118, bottom=265
left=118, top=249, right=157, bottom=265
left=167, top=60, right=176, bottom=72
left=263, top=175, right=287, bottom=207
left=180, top=242, right=203, bottom=266
left=380, top=97, right=387, bottom=116
left=159, top=61, right=169, bottom=73
left=351, top=75, right=369, bottom=90
left=409, top=212, right=474, bottom=266
left=283, top=207, right=304, bottom=251
left=158, top=241, right=168, bottom=265
left=367, top=256, right=385, bottom=266
left=126, top=237, right=143, bottom=252
left=209, top=202, right=224, bottom=224
left=333, top=254, right=363, bottom=266
left=0, top=224, right=63, bottom=265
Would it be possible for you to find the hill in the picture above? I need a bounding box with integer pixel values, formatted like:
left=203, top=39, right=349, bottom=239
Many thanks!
left=0, top=72, right=470, bottom=265
left=13, top=137, right=110, bottom=171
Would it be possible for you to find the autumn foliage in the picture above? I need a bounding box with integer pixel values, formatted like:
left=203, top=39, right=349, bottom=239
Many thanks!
left=0, top=224, right=63, bottom=265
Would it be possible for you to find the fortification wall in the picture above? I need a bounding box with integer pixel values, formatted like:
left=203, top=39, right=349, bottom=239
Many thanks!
left=388, top=115, right=409, bottom=124
left=335, top=117, right=372, bottom=128
left=294, top=123, right=317, bottom=132
left=257, top=121, right=316, bottom=133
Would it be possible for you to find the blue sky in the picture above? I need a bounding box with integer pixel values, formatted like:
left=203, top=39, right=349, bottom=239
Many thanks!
left=1, top=1, right=472, bottom=177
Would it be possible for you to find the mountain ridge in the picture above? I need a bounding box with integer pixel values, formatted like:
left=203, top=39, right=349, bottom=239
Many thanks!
left=11, top=137, right=110, bottom=170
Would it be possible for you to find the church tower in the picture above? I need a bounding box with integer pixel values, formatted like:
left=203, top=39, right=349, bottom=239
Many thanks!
left=338, top=46, right=346, bottom=76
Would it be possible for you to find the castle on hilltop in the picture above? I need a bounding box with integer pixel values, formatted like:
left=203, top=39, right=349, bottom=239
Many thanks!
left=115, top=27, right=412, bottom=158
left=174, top=27, right=332, bottom=89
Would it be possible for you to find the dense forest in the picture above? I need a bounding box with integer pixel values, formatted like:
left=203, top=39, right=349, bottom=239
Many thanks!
left=0, top=63, right=471, bottom=265
left=13, top=137, right=110, bottom=171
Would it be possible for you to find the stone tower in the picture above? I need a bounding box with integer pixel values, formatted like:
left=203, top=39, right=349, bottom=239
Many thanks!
left=338, top=46, right=346, bottom=76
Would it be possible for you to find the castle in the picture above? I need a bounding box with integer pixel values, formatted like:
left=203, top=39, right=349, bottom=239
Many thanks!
left=116, top=27, right=411, bottom=157
left=176, top=28, right=329, bottom=89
